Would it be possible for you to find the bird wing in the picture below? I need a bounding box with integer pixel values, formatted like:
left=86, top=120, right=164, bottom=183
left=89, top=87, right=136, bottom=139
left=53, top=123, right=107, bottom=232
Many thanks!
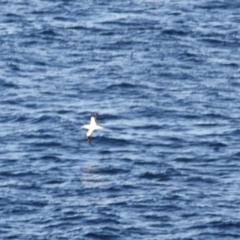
left=81, top=124, right=90, bottom=130
left=95, top=124, right=103, bottom=130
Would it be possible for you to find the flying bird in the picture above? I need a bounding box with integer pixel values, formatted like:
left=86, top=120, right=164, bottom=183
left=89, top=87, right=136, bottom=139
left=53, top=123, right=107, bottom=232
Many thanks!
left=81, top=113, right=103, bottom=143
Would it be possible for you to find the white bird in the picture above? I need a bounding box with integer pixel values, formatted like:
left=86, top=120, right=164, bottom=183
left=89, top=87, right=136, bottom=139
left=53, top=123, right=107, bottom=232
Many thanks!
left=81, top=113, right=103, bottom=143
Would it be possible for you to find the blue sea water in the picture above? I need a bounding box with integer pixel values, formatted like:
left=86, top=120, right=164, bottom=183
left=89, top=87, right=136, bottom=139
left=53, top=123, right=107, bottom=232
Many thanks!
left=1, top=0, right=240, bottom=239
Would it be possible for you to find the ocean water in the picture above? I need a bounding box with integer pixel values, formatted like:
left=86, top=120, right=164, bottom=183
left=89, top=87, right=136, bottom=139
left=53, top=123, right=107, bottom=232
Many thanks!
left=1, top=1, right=240, bottom=239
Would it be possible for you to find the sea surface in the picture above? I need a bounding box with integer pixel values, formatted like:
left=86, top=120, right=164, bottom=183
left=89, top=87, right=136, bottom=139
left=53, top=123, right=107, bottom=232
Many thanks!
left=1, top=1, right=240, bottom=239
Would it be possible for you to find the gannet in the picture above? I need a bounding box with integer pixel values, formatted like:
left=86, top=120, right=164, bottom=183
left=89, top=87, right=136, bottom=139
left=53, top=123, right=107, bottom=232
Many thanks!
left=81, top=113, right=103, bottom=143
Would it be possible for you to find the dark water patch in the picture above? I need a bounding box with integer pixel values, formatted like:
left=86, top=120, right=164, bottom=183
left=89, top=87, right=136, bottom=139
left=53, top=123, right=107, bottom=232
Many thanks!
left=162, top=28, right=188, bottom=36
left=200, top=37, right=231, bottom=47
left=199, top=140, right=227, bottom=150
left=202, top=112, right=230, bottom=120
left=100, top=113, right=119, bottom=121
left=99, top=136, right=130, bottom=147
left=106, top=82, right=136, bottom=90
left=228, top=129, right=240, bottom=136
left=32, top=140, right=62, bottom=148
left=99, top=30, right=118, bottom=36
left=0, top=170, right=39, bottom=178
left=40, top=29, right=58, bottom=37
left=197, top=232, right=240, bottom=239
left=66, top=25, right=91, bottom=31
left=189, top=220, right=240, bottom=239
left=40, top=155, right=62, bottom=162
left=209, top=220, right=240, bottom=229
left=196, top=2, right=240, bottom=10
left=7, top=62, right=21, bottom=71
left=143, top=214, right=171, bottom=222
left=43, top=179, right=66, bottom=185
left=232, top=152, right=240, bottom=160
left=181, top=113, right=200, bottom=120
left=3, top=13, right=23, bottom=22
left=19, top=40, right=39, bottom=47
left=22, top=132, right=55, bottom=140
left=185, top=176, right=218, bottom=185
left=84, top=231, right=119, bottom=240
left=139, top=171, right=170, bottom=181
left=174, top=157, right=195, bottom=163
left=161, top=136, right=187, bottom=148
left=12, top=114, right=31, bottom=123
left=220, top=62, right=239, bottom=69
left=23, top=103, right=40, bottom=109
left=57, top=109, right=75, bottom=115
left=10, top=199, right=48, bottom=209
left=134, top=124, right=161, bottom=130
left=99, top=150, right=112, bottom=155
left=3, top=234, right=20, bottom=240
left=194, top=122, right=219, bottom=127
left=0, top=79, right=19, bottom=91
left=208, top=141, right=227, bottom=148
left=33, top=60, right=47, bottom=67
